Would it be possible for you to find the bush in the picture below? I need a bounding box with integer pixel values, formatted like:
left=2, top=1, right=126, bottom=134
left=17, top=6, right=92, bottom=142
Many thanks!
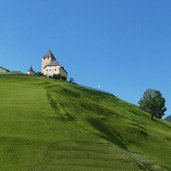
left=61, top=76, right=67, bottom=81
left=34, top=72, right=43, bottom=77
left=53, top=74, right=61, bottom=80
left=70, top=77, right=74, bottom=83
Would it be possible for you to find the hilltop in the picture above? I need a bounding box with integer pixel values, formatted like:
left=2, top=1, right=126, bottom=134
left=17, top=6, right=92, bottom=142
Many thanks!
left=0, top=76, right=171, bottom=171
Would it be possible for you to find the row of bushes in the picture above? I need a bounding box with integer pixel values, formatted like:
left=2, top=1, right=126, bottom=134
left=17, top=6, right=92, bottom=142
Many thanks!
left=52, top=74, right=67, bottom=81
left=34, top=72, right=67, bottom=81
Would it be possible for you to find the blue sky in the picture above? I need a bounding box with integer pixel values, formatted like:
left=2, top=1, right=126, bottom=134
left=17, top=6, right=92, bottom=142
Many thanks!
left=0, top=0, right=171, bottom=117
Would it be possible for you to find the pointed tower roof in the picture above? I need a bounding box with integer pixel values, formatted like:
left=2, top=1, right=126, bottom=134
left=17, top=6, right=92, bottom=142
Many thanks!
left=42, top=49, right=56, bottom=60
left=28, top=66, right=34, bottom=72
left=27, top=66, right=34, bottom=75
left=0, top=66, right=10, bottom=72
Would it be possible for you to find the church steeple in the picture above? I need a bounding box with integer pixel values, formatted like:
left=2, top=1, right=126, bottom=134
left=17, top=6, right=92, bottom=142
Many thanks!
left=42, top=49, right=56, bottom=60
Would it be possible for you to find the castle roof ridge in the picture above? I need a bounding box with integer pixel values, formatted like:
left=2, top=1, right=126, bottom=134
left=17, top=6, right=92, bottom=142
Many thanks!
left=42, top=49, right=56, bottom=59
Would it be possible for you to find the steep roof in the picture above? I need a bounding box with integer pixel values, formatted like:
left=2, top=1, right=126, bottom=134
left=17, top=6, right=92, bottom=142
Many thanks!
left=60, top=66, right=68, bottom=73
left=28, top=66, right=34, bottom=72
left=0, top=66, right=10, bottom=72
left=49, top=60, right=60, bottom=66
left=44, top=60, right=61, bottom=68
left=42, top=50, right=56, bottom=60
left=44, top=60, right=67, bottom=73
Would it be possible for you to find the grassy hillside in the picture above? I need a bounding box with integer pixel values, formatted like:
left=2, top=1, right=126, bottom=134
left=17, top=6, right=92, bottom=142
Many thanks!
left=0, top=71, right=23, bottom=75
left=0, top=76, right=171, bottom=171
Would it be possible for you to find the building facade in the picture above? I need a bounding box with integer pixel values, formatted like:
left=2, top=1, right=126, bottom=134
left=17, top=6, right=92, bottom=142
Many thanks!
left=41, top=50, right=67, bottom=78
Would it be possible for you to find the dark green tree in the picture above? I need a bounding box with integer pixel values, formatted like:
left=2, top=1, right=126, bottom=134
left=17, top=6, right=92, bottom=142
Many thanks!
left=69, top=77, right=74, bottom=83
left=138, top=89, right=167, bottom=119
left=61, top=75, right=67, bottom=81
left=34, top=72, right=43, bottom=77
left=53, top=74, right=61, bottom=80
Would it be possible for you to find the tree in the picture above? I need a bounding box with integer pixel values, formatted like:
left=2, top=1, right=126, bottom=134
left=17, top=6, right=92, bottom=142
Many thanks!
left=34, top=72, right=43, bottom=77
left=61, top=75, right=67, bottom=81
left=53, top=74, right=61, bottom=80
left=138, top=89, right=167, bottom=119
left=69, top=77, right=74, bottom=83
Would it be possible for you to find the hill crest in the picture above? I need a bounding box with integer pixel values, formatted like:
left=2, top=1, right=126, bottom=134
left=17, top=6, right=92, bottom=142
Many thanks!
left=0, top=76, right=170, bottom=171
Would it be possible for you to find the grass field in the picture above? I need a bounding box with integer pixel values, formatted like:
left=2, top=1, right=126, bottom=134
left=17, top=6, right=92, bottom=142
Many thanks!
left=0, top=76, right=171, bottom=171
left=0, top=71, right=23, bottom=75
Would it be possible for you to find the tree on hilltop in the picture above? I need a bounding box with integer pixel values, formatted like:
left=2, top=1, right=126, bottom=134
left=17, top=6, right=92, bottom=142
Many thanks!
left=138, top=89, right=167, bottom=120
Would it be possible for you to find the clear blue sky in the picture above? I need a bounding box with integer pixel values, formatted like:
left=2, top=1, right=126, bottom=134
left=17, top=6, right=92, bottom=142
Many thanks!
left=0, top=0, right=171, bottom=117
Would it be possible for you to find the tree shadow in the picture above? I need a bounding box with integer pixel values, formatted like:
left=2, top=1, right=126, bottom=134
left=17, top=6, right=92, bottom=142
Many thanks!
left=87, top=118, right=127, bottom=150
left=47, top=93, right=59, bottom=111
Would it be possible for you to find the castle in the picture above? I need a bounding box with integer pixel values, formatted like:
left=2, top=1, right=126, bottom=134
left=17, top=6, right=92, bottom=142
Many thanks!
left=0, top=50, right=67, bottom=79
left=41, top=50, right=67, bottom=79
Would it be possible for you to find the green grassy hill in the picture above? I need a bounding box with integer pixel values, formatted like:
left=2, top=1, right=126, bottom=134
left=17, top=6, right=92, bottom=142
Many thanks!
left=0, top=76, right=171, bottom=171
left=0, top=71, right=23, bottom=75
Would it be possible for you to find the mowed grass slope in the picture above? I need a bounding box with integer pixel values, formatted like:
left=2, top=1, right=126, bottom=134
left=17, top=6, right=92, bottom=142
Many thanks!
left=0, top=76, right=171, bottom=171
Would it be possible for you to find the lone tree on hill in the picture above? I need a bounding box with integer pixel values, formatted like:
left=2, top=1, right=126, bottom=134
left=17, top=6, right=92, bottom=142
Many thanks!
left=138, top=89, right=167, bottom=120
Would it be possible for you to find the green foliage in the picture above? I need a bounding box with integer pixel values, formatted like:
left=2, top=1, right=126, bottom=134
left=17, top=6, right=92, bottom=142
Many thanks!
left=34, top=72, right=43, bottom=77
left=0, top=77, right=170, bottom=170
left=70, top=77, right=74, bottom=83
left=61, top=75, right=67, bottom=81
left=139, top=89, right=167, bottom=119
left=52, top=74, right=66, bottom=81
left=52, top=73, right=61, bottom=79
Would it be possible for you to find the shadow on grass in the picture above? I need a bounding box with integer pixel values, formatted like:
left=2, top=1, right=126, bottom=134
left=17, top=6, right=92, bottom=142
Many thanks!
left=47, top=92, right=77, bottom=124
left=87, top=118, right=127, bottom=150
left=60, top=88, right=80, bottom=98
left=47, top=93, right=59, bottom=111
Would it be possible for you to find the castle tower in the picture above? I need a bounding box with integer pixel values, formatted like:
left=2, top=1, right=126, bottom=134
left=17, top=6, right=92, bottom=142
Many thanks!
left=41, top=50, right=56, bottom=73
left=41, top=50, right=67, bottom=79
